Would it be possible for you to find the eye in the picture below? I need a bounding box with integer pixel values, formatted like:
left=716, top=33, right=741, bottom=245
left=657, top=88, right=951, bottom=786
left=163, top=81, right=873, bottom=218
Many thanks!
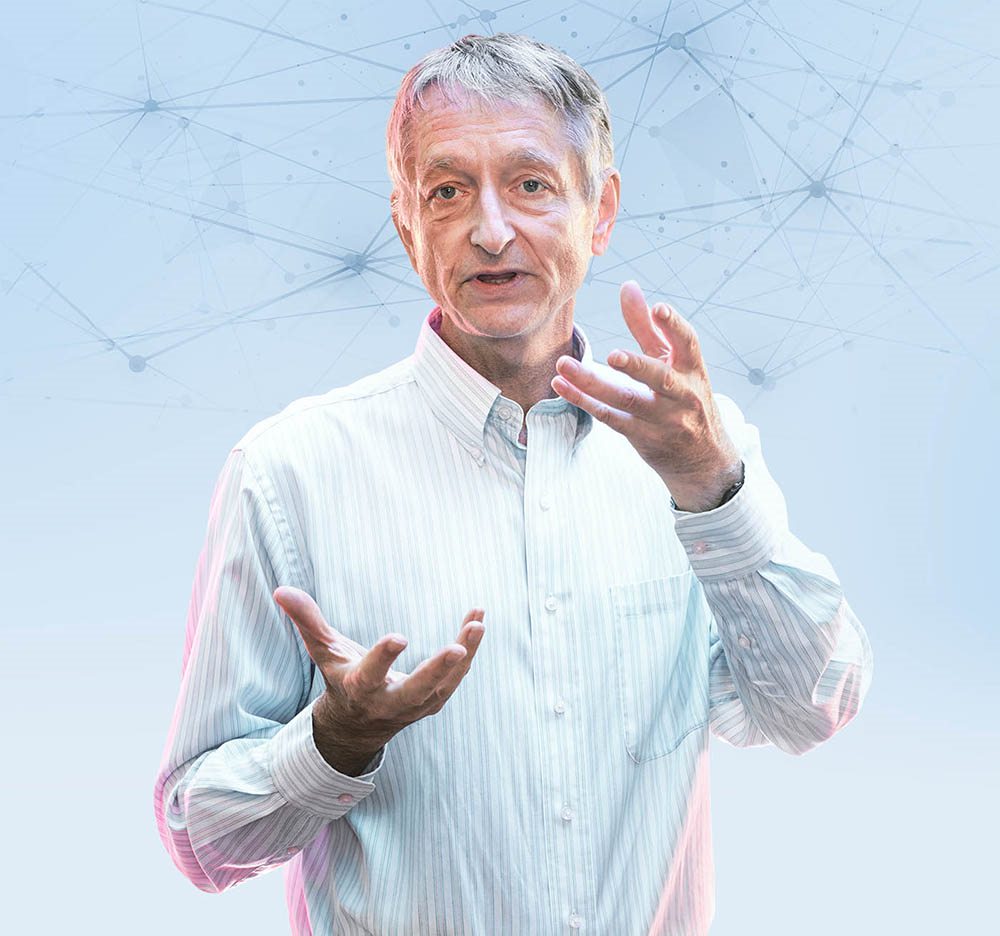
left=521, top=179, right=545, bottom=193
left=434, top=185, right=458, bottom=200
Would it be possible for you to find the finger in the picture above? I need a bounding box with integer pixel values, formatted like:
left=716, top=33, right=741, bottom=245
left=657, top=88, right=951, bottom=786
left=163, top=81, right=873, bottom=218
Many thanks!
left=552, top=358, right=649, bottom=427
left=620, top=280, right=672, bottom=359
left=273, top=585, right=353, bottom=668
left=649, top=302, right=702, bottom=372
left=430, top=615, right=487, bottom=701
left=353, top=632, right=410, bottom=693
left=384, top=611, right=484, bottom=691
left=396, top=642, right=469, bottom=708
left=393, top=609, right=485, bottom=709
left=604, top=343, right=687, bottom=400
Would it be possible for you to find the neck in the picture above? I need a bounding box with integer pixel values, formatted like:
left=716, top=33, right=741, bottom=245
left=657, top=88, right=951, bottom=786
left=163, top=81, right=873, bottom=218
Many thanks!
left=435, top=309, right=577, bottom=416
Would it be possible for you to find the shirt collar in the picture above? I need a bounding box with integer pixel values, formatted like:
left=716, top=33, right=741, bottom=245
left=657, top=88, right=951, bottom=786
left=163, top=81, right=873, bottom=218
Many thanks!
left=412, top=306, right=595, bottom=459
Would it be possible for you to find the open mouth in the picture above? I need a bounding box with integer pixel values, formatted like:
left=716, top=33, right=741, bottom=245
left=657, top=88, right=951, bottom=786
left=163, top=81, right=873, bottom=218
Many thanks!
left=475, top=272, right=518, bottom=284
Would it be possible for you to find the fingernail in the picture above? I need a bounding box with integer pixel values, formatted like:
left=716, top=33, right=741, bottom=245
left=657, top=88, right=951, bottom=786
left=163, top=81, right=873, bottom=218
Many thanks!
left=386, top=636, right=407, bottom=651
left=608, top=350, right=627, bottom=366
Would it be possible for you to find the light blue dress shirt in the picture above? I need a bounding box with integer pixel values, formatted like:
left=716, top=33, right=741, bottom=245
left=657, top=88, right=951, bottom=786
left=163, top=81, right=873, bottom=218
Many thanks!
left=154, top=305, right=873, bottom=935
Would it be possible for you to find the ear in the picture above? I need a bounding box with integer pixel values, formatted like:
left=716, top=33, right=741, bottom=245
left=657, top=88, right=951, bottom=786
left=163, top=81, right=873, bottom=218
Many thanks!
left=391, top=191, right=419, bottom=273
left=591, top=168, right=621, bottom=257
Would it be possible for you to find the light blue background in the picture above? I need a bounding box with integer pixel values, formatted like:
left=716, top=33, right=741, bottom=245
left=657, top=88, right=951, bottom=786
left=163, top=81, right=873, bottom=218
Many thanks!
left=1, top=1, right=996, bottom=933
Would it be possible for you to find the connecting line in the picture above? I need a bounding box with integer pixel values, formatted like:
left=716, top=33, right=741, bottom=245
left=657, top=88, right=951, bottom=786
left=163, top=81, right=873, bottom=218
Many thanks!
left=617, top=2, right=674, bottom=171
left=824, top=196, right=991, bottom=378
left=169, top=113, right=388, bottom=201
left=25, top=264, right=118, bottom=350
left=818, top=0, right=923, bottom=182
left=144, top=266, right=359, bottom=362
left=687, top=193, right=813, bottom=324
left=683, top=47, right=814, bottom=184
left=141, top=1, right=406, bottom=74
left=135, top=0, right=153, bottom=101
left=683, top=1, right=752, bottom=40
left=23, top=261, right=223, bottom=406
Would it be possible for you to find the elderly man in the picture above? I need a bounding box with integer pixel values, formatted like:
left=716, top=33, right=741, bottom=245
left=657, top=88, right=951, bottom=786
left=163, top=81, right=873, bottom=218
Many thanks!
left=155, top=33, right=873, bottom=936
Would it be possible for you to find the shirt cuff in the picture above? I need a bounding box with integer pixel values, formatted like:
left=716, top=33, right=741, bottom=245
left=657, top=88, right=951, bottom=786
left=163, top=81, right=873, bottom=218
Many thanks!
left=269, top=699, right=386, bottom=817
left=669, top=455, right=784, bottom=582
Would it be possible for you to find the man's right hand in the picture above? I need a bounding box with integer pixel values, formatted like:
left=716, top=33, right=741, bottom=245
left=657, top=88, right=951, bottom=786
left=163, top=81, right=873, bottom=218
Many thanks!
left=273, top=586, right=486, bottom=776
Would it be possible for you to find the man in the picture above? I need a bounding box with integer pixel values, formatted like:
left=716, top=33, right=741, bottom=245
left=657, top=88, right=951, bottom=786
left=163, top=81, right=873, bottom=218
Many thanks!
left=154, top=33, right=873, bottom=935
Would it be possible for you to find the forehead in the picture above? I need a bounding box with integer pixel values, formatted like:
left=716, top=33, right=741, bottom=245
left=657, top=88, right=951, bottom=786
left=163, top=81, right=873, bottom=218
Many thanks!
left=409, top=85, right=577, bottom=175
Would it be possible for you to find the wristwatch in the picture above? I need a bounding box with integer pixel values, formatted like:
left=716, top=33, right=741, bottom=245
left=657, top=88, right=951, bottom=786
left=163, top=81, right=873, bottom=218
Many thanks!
left=670, top=461, right=745, bottom=511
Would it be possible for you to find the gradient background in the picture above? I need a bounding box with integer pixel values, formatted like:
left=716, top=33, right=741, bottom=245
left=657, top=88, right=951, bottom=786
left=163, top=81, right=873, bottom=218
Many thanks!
left=1, top=1, right=996, bottom=933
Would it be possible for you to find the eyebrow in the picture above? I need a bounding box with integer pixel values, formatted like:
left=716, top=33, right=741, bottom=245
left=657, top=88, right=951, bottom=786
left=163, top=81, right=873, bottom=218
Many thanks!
left=419, top=148, right=563, bottom=177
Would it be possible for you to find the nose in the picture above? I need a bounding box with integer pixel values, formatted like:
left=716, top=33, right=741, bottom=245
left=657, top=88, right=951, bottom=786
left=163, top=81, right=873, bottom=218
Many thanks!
left=470, top=185, right=515, bottom=255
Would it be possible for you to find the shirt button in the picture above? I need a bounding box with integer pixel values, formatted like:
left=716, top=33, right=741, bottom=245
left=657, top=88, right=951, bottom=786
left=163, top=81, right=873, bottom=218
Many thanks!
left=545, top=595, right=558, bottom=612
left=568, top=912, right=584, bottom=929
left=337, top=793, right=355, bottom=805
left=560, top=804, right=574, bottom=822
left=693, top=541, right=710, bottom=554
left=553, top=699, right=566, bottom=715
left=497, top=406, right=512, bottom=421
left=738, top=634, right=752, bottom=649
left=539, top=495, right=551, bottom=511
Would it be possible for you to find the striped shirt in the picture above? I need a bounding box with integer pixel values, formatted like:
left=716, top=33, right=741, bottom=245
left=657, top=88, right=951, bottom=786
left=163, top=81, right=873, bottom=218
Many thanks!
left=154, top=305, right=874, bottom=935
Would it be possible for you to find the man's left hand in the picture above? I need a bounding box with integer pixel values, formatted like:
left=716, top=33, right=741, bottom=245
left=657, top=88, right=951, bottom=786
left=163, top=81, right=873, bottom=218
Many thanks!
left=551, top=280, right=743, bottom=512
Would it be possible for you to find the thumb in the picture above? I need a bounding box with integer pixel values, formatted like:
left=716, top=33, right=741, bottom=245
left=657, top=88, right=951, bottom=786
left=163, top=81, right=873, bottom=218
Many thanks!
left=620, top=279, right=671, bottom=359
left=273, top=585, right=343, bottom=668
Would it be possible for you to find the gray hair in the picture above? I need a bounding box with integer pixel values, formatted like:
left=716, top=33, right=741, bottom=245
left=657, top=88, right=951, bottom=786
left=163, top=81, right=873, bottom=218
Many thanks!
left=386, top=33, right=615, bottom=222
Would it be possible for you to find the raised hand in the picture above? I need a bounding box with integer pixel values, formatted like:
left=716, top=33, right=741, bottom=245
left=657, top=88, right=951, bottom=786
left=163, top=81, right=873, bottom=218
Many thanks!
left=551, top=279, right=743, bottom=511
left=273, top=585, right=485, bottom=775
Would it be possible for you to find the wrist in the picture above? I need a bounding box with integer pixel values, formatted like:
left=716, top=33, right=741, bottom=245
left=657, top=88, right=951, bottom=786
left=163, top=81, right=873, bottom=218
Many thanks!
left=312, top=695, right=385, bottom=776
left=669, top=459, right=745, bottom=512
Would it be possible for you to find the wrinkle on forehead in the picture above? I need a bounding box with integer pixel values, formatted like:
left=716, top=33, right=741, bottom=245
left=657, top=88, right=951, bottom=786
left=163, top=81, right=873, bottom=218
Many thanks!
left=419, top=147, right=563, bottom=178
left=409, top=88, right=580, bottom=186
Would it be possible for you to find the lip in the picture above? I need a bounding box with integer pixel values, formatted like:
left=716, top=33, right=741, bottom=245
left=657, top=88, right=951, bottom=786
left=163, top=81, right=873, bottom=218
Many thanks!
left=465, top=271, right=528, bottom=292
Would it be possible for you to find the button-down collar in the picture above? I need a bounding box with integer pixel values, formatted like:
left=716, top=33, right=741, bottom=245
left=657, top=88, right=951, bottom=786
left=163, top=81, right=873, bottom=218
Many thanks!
left=412, top=305, right=595, bottom=458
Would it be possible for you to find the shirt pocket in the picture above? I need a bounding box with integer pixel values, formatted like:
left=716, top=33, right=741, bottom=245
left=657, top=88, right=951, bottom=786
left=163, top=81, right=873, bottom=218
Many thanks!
left=610, top=569, right=709, bottom=764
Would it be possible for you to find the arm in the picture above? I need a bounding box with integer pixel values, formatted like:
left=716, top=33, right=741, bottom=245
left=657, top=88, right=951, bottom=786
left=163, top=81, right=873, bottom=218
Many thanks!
left=153, top=447, right=385, bottom=894
left=671, top=394, right=874, bottom=755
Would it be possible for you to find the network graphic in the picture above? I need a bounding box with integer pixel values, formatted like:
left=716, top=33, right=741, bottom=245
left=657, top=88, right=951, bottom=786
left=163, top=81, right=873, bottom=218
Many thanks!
left=2, top=0, right=996, bottom=420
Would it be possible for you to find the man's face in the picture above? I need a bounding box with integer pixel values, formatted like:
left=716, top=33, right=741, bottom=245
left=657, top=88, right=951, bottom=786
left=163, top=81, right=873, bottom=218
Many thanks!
left=392, top=86, right=619, bottom=345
